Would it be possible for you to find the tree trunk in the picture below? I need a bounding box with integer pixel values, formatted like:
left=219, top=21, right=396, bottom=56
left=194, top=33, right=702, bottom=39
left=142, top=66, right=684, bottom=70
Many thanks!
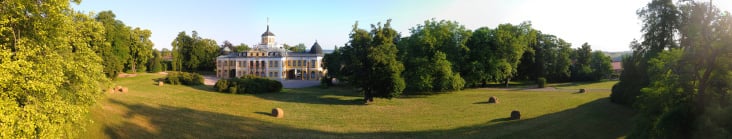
left=363, top=90, right=373, bottom=104
left=504, top=78, right=511, bottom=88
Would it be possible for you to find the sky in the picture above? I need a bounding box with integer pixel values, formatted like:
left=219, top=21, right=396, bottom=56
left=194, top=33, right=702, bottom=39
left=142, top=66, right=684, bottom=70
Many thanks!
left=72, top=0, right=732, bottom=52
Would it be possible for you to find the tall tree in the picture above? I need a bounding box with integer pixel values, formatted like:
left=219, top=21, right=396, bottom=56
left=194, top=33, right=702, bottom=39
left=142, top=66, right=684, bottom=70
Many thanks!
left=95, top=11, right=130, bottom=78
left=464, top=22, right=537, bottom=87
left=341, top=20, right=405, bottom=103
left=171, top=31, right=190, bottom=71
left=0, top=1, right=109, bottom=137
left=516, top=33, right=573, bottom=82
left=148, top=49, right=163, bottom=72
left=399, top=19, right=468, bottom=93
left=322, top=46, right=343, bottom=86
left=234, top=43, right=250, bottom=52
left=589, top=51, right=613, bottom=80
left=570, top=43, right=596, bottom=81
left=612, top=0, right=680, bottom=106
left=171, top=31, right=220, bottom=72
left=289, top=43, right=307, bottom=52
left=128, top=27, right=153, bottom=72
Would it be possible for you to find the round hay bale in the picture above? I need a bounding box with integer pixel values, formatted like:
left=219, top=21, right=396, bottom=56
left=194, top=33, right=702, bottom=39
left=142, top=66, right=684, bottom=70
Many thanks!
left=488, top=96, right=499, bottom=104
left=115, top=85, right=122, bottom=91
left=510, top=110, right=521, bottom=120
left=579, top=89, right=586, bottom=93
left=158, top=81, right=164, bottom=86
left=108, top=88, right=115, bottom=94
left=271, top=108, right=284, bottom=118
left=120, top=87, right=128, bottom=93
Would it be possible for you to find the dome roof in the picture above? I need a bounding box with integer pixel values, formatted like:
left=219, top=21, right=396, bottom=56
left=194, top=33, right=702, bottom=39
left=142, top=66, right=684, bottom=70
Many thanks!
left=261, top=25, right=275, bottom=37
left=309, top=41, right=323, bottom=54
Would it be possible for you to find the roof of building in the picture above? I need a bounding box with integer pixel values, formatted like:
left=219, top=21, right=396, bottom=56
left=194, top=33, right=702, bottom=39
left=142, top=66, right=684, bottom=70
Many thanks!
left=612, top=62, right=622, bottom=70
left=309, top=41, right=323, bottom=54
left=261, top=25, right=275, bottom=37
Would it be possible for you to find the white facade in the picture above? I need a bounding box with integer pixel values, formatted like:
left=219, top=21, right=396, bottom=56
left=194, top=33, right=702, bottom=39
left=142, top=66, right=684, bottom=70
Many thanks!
left=215, top=25, right=325, bottom=81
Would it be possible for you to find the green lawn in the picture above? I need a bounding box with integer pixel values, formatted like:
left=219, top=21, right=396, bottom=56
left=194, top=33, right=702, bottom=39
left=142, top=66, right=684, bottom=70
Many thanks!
left=548, top=80, right=619, bottom=89
left=82, top=73, right=633, bottom=139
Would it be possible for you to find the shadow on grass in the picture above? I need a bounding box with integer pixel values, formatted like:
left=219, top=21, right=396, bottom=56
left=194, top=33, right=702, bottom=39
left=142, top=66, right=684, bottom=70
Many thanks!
left=548, top=80, right=614, bottom=89
left=254, top=111, right=273, bottom=117
left=489, top=117, right=512, bottom=122
left=252, top=87, right=366, bottom=106
left=98, top=97, right=634, bottom=139
left=473, top=101, right=496, bottom=104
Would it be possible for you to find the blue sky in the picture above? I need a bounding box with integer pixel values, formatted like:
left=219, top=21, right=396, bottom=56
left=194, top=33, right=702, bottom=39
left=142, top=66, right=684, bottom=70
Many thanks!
left=72, top=0, right=732, bottom=52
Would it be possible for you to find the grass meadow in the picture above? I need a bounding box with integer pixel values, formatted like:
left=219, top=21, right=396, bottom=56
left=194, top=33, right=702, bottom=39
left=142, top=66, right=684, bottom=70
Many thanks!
left=82, top=73, right=633, bottom=139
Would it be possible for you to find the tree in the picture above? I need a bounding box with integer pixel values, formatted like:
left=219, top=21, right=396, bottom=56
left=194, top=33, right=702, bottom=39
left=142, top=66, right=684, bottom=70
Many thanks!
left=148, top=49, right=163, bottom=72
left=399, top=19, right=468, bottom=93
left=570, top=43, right=598, bottom=81
left=234, top=43, right=250, bottom=52
left=543, top=36, right=573, bottom=82
left=340, top=20, right=405, bottom=103
left=464, top=22, right=537, bottom=87
left=287, top=43, right=307, bottom=52
left=94, top=11, right=154, bottom=75
left=0, top=1, right=109, bottom=138
left=611, top=40, right=646, bottom=105
left=170, top=31, right=219, bottom=71
left=516, top=33, right=573, bottom=82
left=612, top=0, right=680, bottom=107
left=128, top=27, right=153, bottom=72
left=625, top=1, right=732, bottom=138
left=95, top=11, right=130, bottom=78
left=171, top=31, right=190, bottom=71
left=322, top=46, right=343, bottom=86
left=589, top=51, right=613, bottom=80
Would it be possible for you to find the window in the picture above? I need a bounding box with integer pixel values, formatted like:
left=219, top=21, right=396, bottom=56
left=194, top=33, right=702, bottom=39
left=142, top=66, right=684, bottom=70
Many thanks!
left=312, top=60, right=316, bottom=67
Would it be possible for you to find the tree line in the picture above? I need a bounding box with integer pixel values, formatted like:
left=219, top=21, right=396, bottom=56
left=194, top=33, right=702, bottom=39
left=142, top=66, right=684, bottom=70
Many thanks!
left=323, top=19, right=614, bottom=101
left=611, top=0, right=732, bottom=138
left=94, top=11, right=155, bottom=79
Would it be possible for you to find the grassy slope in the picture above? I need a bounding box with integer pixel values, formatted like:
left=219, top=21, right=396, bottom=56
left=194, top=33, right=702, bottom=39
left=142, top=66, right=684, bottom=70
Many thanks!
left=83, top=73, right=633, bottom=139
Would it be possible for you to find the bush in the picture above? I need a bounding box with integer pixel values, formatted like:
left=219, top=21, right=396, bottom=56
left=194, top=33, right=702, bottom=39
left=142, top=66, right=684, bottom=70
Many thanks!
left=214, top=79, right=229, bottom=92
left=166, top=72, right=181, bottom=85
left=537, top=77, right=547, bottom=88
left=228, top=86, right=237, bottom=94
left=165, top=72, right=203, bottom=86
left=214, top=75, right=282, bottom=94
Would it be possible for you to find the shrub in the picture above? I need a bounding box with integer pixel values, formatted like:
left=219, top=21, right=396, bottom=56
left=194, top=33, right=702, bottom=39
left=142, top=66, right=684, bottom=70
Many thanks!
left=165, top=72, right=203, bottom=86
left=213, top=75, right=282, bottom=94
left=166, top=72, right=181, bottom=85
left=228, top=86, right=237, bottom=94
left=537, top=77, right=547, bottom=88
left=214, top=79, right=229, bottom=92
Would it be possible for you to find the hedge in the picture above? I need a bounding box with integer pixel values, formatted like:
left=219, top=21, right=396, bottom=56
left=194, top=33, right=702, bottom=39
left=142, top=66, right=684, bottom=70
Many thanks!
left=214, top=75, right=282, bottom=94
left=165, top=72, right=203, bottom=85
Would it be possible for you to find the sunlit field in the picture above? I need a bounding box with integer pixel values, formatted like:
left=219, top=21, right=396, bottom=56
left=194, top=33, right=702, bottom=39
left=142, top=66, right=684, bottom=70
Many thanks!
left=83, top=73, right=633, bottom=139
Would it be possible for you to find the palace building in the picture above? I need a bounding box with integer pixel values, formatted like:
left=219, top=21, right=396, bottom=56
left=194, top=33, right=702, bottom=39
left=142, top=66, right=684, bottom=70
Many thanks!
left=215, top=25, right=325, bottom=80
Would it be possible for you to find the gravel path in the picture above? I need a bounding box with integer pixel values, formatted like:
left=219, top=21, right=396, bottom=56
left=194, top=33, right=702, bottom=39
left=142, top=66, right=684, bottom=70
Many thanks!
left=203, top=75, right=218, bottom=86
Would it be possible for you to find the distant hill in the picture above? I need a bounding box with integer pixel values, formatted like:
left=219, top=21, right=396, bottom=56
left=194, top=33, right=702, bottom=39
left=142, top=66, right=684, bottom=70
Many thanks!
left=603, top=51, right=632, bottom=62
